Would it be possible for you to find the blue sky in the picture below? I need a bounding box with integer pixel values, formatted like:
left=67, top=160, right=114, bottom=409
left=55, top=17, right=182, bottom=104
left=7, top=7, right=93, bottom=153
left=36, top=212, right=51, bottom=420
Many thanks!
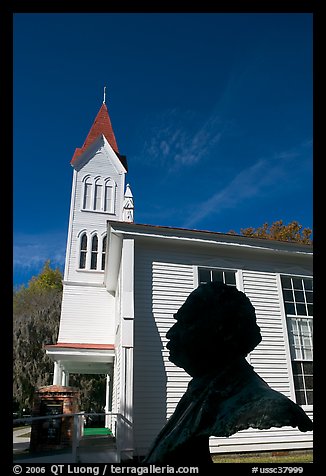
left=13, top=13, right=313, bottom=287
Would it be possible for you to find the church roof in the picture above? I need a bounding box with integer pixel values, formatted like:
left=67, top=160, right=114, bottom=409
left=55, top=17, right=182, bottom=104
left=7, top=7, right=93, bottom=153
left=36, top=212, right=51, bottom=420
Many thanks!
left=71, top=102, right=128, bottom=170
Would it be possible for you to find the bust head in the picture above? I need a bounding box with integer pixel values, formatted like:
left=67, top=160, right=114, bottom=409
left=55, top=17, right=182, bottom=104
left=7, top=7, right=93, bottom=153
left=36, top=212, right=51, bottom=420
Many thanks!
left=166, top=282, right=262, bottom=376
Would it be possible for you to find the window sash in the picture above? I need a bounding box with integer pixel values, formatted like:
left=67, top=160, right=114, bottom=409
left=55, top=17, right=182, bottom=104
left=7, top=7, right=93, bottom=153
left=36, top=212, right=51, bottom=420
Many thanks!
left=287, top=317, right=313, bottom=361
left=79, top=251, right=87, bottom=269
left=281, top=275, right=313, bottom=406
left=83, top=182, right=92, bottom=209
left=94, top=184, right=102, bottom=211
left=291, top=361, right=313, bottom=405
left=198, top=267, right=236, bottom=287
left=104, top=184, right=113, bottom=212
left=90, top=252, right=98, bottom=270
left=90, top=235, right=98, bottom=270
left=281, top=276, right=313, bottom=318
left=101, top=235, right=107, bottom=271
left=79, top=234, right=88, bottom=269
left=82, top=177, right=115, bottom=213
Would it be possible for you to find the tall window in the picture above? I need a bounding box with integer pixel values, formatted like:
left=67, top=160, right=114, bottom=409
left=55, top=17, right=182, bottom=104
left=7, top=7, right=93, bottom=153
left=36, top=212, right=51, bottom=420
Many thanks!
left=104, top=180, right=114, bottom=213
left=198, top=267, right=237, bottom=287
left=94, top=183, right=102, bottom=211
left=281, top=276, right=313, bottom=405
left=101, top=235, right=107, bottom=271
left=79, top=233, right=88, bottom=269
left=91, top=235, right=98, bottom=270
left=82, top=176, right=116, bottom=213
left=83, top=178, right=92, bottom=209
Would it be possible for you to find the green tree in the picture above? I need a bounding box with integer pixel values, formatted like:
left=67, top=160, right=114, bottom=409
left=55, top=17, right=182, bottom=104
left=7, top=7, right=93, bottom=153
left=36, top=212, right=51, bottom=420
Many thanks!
left=69, top=374, right=106, bottom=414
left=28, top=259, right=63, bottom=292
left=13, top=261, right=63, bottom=413
left=228, top=220, right=312, bottom=244
left=13, top=260, right=107, bottom=415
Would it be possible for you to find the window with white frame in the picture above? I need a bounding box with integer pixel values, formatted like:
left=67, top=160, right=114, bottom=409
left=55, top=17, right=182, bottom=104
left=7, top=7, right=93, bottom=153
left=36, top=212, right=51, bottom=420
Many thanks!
left=94, top=181, right=103, bottom=211
left=104, top=179, right=115, bottom=213
left=78, top=232, right=106, bottom=272
left=198, top=267, right=237, bottom=287
left=81, top=176, right=116, bottom=213
left=79, top=233, right=88, bottom=269
left=90, top=235, right=98, bottom=270
left=101, top=235, right=107, bottom=271
left=83, top=177, right=92, bottom=209
left=281, top=275, right=313, bottom=405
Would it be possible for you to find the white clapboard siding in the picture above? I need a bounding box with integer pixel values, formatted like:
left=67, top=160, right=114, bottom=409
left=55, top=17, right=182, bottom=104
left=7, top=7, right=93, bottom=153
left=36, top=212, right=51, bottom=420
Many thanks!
left=66, top=144, right=125, bottom=282
left=243, top=271, right=291, bottom=394
left=57, top=284, right=116, bottom=344
left=131, top=242, right=312, bottom=457
left=210, top=422, right=313, bottom=454
left=133, top=245, right=194, bottom=455
left=152, top=261, right=193, bottom=425
left=209, top=270, right=313, bottom=453
left=57, top=143, right=125, bottom=351
left=111, top=326, right=121, bottom=437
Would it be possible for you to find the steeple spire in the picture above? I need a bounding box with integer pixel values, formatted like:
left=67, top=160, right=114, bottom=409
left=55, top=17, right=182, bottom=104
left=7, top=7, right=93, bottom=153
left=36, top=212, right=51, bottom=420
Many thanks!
left=71, top=96, right=122, bottom=164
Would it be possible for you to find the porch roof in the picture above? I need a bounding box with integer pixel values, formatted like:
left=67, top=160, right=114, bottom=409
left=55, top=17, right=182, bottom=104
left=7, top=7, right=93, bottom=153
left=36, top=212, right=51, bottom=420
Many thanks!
left=45, top=343, right=115, bottom=374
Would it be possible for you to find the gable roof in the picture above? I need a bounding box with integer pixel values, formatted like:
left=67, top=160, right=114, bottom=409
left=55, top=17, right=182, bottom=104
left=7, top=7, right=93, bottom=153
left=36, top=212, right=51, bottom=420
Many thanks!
left=107, top=221, right=313, bottom=253
left=71, top=103, right=128, bottom=170
left=105, top=221, right=312, bottom=292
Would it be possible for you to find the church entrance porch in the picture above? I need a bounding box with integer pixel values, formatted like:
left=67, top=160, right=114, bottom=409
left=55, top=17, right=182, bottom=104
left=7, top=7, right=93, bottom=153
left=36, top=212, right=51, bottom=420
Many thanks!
left=45, top=343, right=114, bottom=431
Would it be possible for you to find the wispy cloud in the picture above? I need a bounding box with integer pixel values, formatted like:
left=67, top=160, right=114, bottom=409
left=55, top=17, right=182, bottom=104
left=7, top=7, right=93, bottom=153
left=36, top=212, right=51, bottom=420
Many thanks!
left=183, top=145, right=311, bottom=229
left=135, top=51, right=273, bottom=172
left=14, top=231, right=66, bottom=272
left=138, top=108, right=225, bottom=169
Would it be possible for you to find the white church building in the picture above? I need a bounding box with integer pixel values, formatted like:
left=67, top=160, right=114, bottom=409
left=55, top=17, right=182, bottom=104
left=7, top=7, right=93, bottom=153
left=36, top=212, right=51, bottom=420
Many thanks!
left=45, top=98, right=313, bottom=459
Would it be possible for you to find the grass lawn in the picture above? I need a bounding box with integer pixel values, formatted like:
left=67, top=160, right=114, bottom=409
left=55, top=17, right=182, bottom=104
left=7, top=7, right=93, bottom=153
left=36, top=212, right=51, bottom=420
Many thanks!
left=212, top=451, right=313, bottom=463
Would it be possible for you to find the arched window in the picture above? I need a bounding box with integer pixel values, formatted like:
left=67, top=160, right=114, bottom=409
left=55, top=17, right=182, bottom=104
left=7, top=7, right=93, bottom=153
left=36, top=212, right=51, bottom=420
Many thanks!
left=104, top=179, right=115, bottom=213
left=94, top=180, right=103, bottom=211
left=101, top=235, right=107, bottom=271
left=79, top=233, right=88, bottom=269
left=91, top=235, right=98, bottom=270
left=82, top=176, right=116, bottom=213
left=83, top=177, right=92, bottom=209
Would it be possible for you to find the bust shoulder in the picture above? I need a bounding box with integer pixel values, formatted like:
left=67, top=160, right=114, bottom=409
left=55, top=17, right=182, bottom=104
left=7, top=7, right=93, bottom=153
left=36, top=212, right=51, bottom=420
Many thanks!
left=200, top=365, right=313, bottom=437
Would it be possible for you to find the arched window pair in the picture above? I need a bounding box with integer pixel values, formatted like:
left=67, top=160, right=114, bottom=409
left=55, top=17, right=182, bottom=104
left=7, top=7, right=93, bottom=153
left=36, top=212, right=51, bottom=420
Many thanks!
left=79, top=232, right=107, bottom=271
left=82, top=176, right=116, bottom=213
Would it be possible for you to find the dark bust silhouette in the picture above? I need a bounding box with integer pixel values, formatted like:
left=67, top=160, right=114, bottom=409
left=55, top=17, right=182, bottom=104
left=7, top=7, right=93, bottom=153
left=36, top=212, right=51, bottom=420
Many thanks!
left=143, top=282, right=313, bottom=465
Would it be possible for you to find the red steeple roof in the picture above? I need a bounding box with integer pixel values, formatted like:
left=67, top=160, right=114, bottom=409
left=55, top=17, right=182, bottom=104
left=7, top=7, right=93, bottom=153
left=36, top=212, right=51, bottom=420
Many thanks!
left=71, top=103, right=120, bottom=164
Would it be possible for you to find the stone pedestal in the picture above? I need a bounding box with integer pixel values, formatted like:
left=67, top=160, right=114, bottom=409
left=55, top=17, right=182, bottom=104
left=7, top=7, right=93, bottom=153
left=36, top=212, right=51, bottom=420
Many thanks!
left=30, top=385, right=80, bottom=453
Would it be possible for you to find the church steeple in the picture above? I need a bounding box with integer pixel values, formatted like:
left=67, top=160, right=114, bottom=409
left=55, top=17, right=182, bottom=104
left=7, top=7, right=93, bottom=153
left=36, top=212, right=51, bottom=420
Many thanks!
left=71, top=98, right=127, bottom=169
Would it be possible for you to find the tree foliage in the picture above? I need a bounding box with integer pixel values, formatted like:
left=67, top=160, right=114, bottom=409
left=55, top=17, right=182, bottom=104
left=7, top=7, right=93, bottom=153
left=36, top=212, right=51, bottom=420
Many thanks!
left=13, top=261, right=63, bottom=412
left=228, top=220, right=312, bottom=244
left=13, top=260, right=106, bottom=414
left=69, top=374, right=106, bottom=413
left=28, top=260, right=63, bottom=292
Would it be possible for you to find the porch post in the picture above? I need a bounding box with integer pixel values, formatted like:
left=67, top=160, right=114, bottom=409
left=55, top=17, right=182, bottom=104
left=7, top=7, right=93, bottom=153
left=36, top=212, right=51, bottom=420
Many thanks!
left=61, top=370, right=69, bottom=387
left=120, top=238, right=134, bottom=459
left=105, top=372, right=112, bottom=429
left=53, top=361, right=62, bottom=385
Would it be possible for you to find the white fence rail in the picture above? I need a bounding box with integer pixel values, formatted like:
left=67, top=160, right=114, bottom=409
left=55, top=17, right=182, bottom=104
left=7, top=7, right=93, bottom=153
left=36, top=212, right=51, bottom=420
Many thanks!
left=13, top=412, right=132, bottom=463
